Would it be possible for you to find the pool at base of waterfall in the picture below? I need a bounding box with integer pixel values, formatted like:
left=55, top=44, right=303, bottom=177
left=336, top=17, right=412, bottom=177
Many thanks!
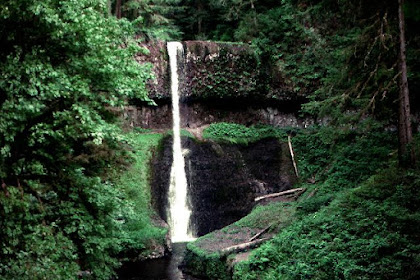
left=117, top=243, right=201, bottom=280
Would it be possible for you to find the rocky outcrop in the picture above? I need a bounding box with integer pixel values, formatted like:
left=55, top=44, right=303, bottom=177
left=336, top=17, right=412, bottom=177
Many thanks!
left=126, top=40, right=310, bottom=129
left=151, top=136, right=297, bottom=237
left=123, top=103, right=314, bottom=130
left=134, top=40, right=170, bottom=102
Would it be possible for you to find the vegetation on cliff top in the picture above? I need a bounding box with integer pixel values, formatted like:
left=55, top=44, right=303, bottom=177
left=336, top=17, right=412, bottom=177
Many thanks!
left=203, top=122, right=287, bottom=144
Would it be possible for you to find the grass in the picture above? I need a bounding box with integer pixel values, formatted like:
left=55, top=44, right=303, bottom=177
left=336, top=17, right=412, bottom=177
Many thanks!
left=115, top=131, right=168, bottom=252
left=202, top=122, right=290, bottom=144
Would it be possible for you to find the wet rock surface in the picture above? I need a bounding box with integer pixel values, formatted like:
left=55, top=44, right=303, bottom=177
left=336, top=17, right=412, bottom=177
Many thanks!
left=151, top=136, right=296, bottom=237
left=126, top=40, right=310, bottom=130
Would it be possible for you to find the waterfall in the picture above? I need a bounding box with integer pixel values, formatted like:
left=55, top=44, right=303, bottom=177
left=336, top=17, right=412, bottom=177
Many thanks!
left=167, top=42, right=195, bottom=243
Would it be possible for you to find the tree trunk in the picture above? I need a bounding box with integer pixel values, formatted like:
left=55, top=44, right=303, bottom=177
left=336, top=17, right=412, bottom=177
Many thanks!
left=254, top=188, right=306, bottom=202
left=398, top=0, right=415, bottom=167
left=115, top=0, right=122, bottom=19
left=107, top=0, right=112, bottom=16
left=250, top=0, right=257, bottom=27
left=288, top=135, right=299, bottom=178
left=220, top=238, right=271, bottom=256
left=197, top=1, right=203, bottom=35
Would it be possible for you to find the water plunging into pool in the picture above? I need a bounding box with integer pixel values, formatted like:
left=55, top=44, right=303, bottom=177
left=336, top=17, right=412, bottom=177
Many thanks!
left=167, top=41, right=196, bottom=243
left=117, top=242, right=200, bottom=280
left=117, top=42, right=199, bottom=280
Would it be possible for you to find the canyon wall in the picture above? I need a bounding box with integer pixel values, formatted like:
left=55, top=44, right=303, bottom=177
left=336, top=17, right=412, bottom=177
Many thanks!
left=125, top=40, right=312, bottom=130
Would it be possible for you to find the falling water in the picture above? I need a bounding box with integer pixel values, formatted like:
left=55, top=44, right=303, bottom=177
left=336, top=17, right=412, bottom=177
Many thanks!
left=167, top=42, right=195, bottom=243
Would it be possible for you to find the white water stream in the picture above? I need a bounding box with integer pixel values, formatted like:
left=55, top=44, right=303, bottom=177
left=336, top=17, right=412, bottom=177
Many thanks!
left=167, top=42, right=195, bottom=243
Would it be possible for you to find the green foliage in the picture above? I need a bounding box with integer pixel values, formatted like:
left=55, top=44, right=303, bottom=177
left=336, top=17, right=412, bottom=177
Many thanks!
left=184, top=245, right=230, bottom=280
left=233, top=202, right=295, bottom=229
left=0, top=1, right=165, bottom=279
left=175, top=0, right=420, bottom=125
left=203, top=122, right=287, bottom=144
left=121, top=0, right=183, bottom=40
left=187, top=124, right=417, bottom=280
left=293, top=123, right=397, bottom=191
left=184, top=200, right=296, bottom=279
left=230, top=130, right=418, bottom=280
left=296, top=193, right=334, bottom=215
left=173, top=0, right=232, bottom=40
left=233, top=167, right=420, bottom=280
left=0, top=131, right=167, bottom=279
left=114, top=132, right=168, bottom=258
left=0, top=0, right=152, bottom=180
left=0, top=188, right=79, bottom=279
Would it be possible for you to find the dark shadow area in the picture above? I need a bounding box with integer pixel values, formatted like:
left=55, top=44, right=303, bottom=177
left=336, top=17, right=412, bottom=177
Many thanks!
left=117, top=243, right=201, bottom=280
left=151, top=136, right=296, bottom=237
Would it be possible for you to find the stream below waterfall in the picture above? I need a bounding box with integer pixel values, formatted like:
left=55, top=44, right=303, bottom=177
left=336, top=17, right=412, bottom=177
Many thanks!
left=117, top=243, right=201, bottom=280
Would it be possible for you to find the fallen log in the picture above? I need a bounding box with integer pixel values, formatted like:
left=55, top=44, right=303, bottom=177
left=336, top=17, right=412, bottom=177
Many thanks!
left=249, top=224, right=272, bottom=242
left=306, top=188, right=318, bottom=199
left=220, top=238, right=271, bottom=256
left=255, top=187, right=306, bottom=202
left=288, top=135, right=299, bottom=178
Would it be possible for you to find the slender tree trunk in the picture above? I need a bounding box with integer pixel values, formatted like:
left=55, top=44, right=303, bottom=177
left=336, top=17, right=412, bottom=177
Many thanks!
left=107, top=0, right=112, bottom=16
left=398, top=0, right=415, bottom=167
left=288, top=135, right=299, bottom=178
left=115, top=0, right=122, bottom=19
left=197, top=1, right=203, bottom=35
left=250, top=0, right=257, bottom=27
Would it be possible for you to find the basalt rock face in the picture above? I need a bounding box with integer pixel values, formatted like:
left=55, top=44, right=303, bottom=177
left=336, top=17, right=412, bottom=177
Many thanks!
left=150, top=135, right=173, bottom=222
left=134, top=40, right=170, bottom=102
left=125, top=40, right=309, bottom=129
left=151, top=136, right=296, bottom=237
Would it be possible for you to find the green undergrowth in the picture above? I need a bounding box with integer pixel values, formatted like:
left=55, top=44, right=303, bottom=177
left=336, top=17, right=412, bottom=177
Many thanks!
left=232, top=202, right=296, bottom=231
left=165, top=129, right=195, bottom=138
left=183, top=249, right=230, bottom=280
left=185, top=201, right=297, bottom=280
left=231, top=131, right=419, bottom=279
left=202, top=122, right=290, bottom=144
left=187, top=122, right=420, bottom=280
left=0, top=131, right=167, bottom=279
left=113, top=132, right=168, bottom=260
left=234, top=166, right=420, bottom=280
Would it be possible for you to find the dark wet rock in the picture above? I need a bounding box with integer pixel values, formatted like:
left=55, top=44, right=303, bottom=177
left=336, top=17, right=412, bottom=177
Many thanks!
left=151, top=136, right=296, bottom=237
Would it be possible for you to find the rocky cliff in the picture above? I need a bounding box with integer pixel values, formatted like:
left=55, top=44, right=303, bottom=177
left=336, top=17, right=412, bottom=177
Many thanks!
left=124, top=40, right=311, bottom=129
left=151, top=136, right=296, bottom=236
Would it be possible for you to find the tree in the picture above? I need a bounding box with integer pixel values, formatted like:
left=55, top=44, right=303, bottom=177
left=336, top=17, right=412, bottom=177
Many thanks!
left=0, top=0, right=153, bottom=278
left=115, top=0, right=123, bottom=18
left=397, top=0, right=415, bottom=167
left=111, top=0, right=182, bottom=40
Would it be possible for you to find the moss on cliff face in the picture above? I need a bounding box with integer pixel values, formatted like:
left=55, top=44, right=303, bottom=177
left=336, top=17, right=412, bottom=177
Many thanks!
left=134, top=40, right=303, bottom=105
left=182, top=41, right=303, bottom=106
left=184, top=41, right=261, bottom=101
